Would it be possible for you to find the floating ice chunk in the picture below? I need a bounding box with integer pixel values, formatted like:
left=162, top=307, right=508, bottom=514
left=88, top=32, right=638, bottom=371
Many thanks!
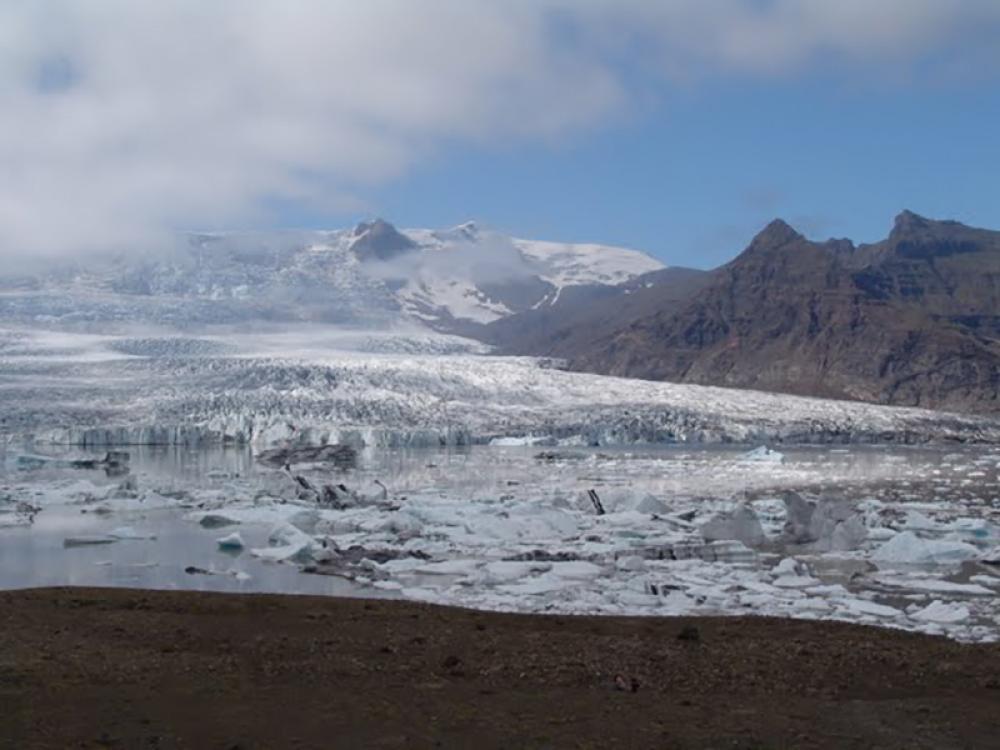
left=634, top=495, right=669, bottom=515
left=419, top=559, right=482, bottom=576
left=807, top=500, right=866, bottom=552
left=197, top=513, right=241, bottom=529
left=701, top=505, right=765, bottom=547
left=615, top=590, right=661, bottom=609
left=616, top=555, right=646, bottom=572
left=970, top=574, right=1000, bottom=587
left=829, top=515, right=868, bottom=552
left=742, top=446, right=784, bottom=463
left=287, top=509, right=321, bottom=534
left=867, top=527, right=897, bottom=542
left=63, top=535, right=116, bottom=547
left=805, top=584, right=850, bottom=598
left=250, top=522, right=317, bottom=563
left=549, top=561, right=603, bottom=580
left=772, top=557, right=809, bottom=578
left=506, top=505, right=579, bottom=539
left=872, top=531, right=980, bottom=565
left=374, top=512, right=424, bottom=538
left=773, top=575, right=821, bottom=589
left=217, top=532, right=245, bottom=550
left=946, top=518, right=997, bottom=541
left=250, top=543, right=314, bottom=563
left=489, top=435, right=549, bottom=447
left=479, top=561, right=550, bottom=584
left=750, top=497, right=787, bottom=536
left=658, top=589, right=699, bottom=614
left=268, top=522, right=313, bottom=548
left=903, top=510, right=939, bottom=531
left=838, top=599, right=901, bottom=618
left=782, top=492, right=815, bottom=543
left=108, top=526, right=156, bottom=540
left=981, top=546, right=1000, bottom=565
left=872, top=574, right=992, bottom=596
left=911, top=600, right=971, bottom=624
left=792, top=598, right=831, bottom=612
left=699, top=540, right=757, bottom=565
left=498, top=572, right=579, bottom=595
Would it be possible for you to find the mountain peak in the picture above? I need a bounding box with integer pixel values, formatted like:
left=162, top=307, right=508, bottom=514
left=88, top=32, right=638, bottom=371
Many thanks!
left=350, top=218, right=416, bottom=262
left=448, top=220, right=480, bottom=242
left=891, top=209, right=932, bottom=237
left=749, top=218, right=803, bottom=250
left=352, top=217, right=396, bottom=237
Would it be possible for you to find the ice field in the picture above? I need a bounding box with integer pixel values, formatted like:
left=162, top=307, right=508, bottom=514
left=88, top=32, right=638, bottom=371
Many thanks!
left=3, top=443, right=1000, bottom=642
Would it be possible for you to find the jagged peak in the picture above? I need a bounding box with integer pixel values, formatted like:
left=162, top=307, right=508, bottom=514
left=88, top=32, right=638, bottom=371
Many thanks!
left=352, top=217, right=399, bottom=237
left=749, top=218, right=803, bottom=250
left=891, top=209, right=932, bottom=236
left=349, top=218, right=416, bottom=262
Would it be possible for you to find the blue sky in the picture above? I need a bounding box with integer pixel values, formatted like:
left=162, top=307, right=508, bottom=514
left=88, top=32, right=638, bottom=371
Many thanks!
left=3, top=2, right=1000, bottom=266
left=368, top=78, right=1000, bottom=268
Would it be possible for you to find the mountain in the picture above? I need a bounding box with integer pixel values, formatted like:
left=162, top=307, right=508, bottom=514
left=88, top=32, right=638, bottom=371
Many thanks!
left=499, top=212, right=1000, bottom=414
left=0, top=221, right=663, bottom=334
left=482, top=266, right=711, bottom=353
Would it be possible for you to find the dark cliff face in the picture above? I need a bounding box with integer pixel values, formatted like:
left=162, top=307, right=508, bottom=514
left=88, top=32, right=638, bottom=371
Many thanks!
left=494, top=212, right=1000, bottom=414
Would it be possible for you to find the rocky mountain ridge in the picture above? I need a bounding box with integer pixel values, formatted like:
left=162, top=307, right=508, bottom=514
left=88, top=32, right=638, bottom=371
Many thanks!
left=493, top=211, right=1000, bottom=414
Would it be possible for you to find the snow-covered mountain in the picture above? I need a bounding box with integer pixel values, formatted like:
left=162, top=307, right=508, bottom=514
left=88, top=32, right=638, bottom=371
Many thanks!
left=0, top=220, right=664, bottom=334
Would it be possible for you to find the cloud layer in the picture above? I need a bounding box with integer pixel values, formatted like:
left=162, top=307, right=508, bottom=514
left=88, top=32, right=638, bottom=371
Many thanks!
left=2, top=0, right=999, bottom=261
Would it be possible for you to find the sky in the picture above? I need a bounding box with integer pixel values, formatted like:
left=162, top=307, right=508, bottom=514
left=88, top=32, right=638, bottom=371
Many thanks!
left=2, top=1, right=999, bottom=269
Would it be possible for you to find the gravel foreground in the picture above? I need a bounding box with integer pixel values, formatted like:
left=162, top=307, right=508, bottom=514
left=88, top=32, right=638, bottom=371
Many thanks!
left=2, top=588, right=1000, bottom=749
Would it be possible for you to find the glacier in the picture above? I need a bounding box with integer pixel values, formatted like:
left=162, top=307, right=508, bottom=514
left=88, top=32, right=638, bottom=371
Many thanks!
left=3, top=327, right=1000, bottom=448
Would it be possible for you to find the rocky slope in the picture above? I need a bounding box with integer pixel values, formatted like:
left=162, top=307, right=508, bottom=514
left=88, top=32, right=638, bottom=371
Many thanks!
left=493, top=212, right=1000, bottom=414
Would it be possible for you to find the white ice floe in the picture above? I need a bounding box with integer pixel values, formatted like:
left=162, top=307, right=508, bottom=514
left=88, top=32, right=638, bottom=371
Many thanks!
left=911, top=600, right=972, bottom=624
left=872, top=573, right=993, bottom=596
left=250, top=522, right=319, bottom=563
left=742, top=446, right=784, bottom=462
left=700, top=505, right=765, bottom=546
left=837, top=599, right=901, bottom=619
left=108, top=526, right=156, bottom=540
left=872, top=531, right=980, bottom=566
left=216, top=532, right=245, bottom=550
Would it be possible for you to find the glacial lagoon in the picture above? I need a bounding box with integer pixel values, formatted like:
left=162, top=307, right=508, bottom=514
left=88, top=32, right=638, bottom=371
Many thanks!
left=2, top=443, right=999, bottom=641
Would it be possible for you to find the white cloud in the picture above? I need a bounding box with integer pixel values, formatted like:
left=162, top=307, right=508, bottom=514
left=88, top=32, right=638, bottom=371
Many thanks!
left=1, top=0, right=998, bottom=261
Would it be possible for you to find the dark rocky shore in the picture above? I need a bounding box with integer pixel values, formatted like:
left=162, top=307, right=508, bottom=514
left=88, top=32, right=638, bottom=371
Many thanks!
left=2, top=587, right=999, bottom=749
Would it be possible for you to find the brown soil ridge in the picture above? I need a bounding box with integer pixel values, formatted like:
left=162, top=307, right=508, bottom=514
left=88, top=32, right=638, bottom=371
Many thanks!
left=2, top=587, right=999, bottom=749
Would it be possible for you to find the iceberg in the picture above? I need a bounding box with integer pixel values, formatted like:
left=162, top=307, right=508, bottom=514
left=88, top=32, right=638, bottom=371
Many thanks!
left=872, top=531, right=979, bottom=565
left=742, top=446, right=784, bottom=462
left=217, top=532, right=245, bottom=551
left=911, top=600, right=971, bottom=624
left=701, top=505, right=765, bottom=547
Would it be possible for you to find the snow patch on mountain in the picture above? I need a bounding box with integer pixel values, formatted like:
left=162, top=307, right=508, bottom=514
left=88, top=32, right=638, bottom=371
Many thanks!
left=514, top=238, right=664, bottom=289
